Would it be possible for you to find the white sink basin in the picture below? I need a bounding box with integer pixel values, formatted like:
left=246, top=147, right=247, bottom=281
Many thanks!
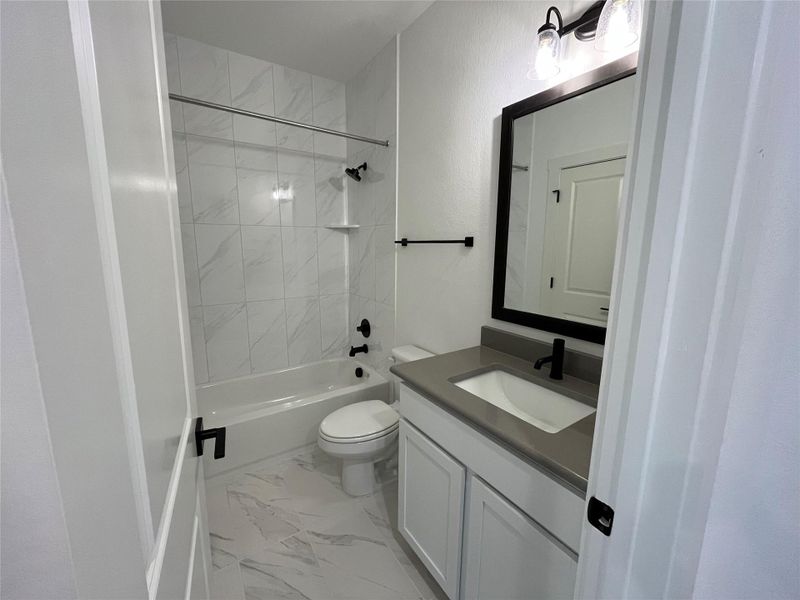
left=453, top=369, right=595, bottom=433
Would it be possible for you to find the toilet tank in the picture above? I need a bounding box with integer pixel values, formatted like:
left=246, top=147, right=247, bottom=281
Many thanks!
left=388, top=345, right=435, bottom=402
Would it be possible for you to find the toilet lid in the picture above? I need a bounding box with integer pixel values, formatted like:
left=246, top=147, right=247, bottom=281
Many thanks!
left=319, top=400, right=398, bottom=441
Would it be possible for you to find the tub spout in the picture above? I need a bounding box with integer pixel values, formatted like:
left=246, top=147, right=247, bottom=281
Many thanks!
left=349, top=344, right=368, bottom=357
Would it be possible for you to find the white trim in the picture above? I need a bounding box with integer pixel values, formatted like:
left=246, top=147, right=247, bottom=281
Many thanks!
left=146, top=416, right=193, bottom=599
left=184, top=514, right=200, bottom=600
left=66, top=0, right=155, bottom=559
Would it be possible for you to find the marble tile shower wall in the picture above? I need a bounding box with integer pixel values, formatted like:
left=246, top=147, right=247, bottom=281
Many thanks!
left=346, top=39, right=398, bottom=378
left=165, top=33, right=351, bottom=383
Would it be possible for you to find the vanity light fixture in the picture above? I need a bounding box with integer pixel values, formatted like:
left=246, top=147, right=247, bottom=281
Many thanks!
left=528, top=0, right=640, bottom=80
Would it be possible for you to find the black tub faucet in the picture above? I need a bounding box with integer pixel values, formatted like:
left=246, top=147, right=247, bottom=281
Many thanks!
left=533, top=338, right=565, bottom=380
left=349, top=344, right=368, bottom=357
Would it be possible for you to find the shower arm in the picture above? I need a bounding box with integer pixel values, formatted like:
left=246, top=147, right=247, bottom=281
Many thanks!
left=169, top=93, right=390, bottom=147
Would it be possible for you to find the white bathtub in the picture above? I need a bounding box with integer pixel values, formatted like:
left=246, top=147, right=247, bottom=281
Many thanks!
left=197, top=358, right=389, bottom=477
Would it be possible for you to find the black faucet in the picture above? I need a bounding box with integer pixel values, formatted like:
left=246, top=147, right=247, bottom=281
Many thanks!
left=349, top=344, right=368, bottom=357
left=533, top=338, right=565, bottom=380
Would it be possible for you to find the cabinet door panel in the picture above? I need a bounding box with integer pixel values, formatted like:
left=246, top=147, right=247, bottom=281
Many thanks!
left=463, top=476, right=577, bottom=600
left=399, top=420, right=465, bottom=600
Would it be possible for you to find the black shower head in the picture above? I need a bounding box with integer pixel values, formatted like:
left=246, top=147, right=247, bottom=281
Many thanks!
left=345, top=162, right=368, bottom=182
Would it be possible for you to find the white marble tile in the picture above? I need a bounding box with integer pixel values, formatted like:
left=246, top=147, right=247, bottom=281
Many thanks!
left=282, top=228, right=319, bottom=298
left=195, top=225, right=245, bottom=305
left=169, top=99, right=185, bottom=133
left=189, top=306, right=208, bottom=384
left=240, top=555, right=328, bottom=600
left=235, top=142, right=278, bottom=172
left=308, top=513, right=422, bottom=600
left=177, top=36, right=230, bottom=103
left=371, top=141, right=396, bottom=227
left=277, top=151, right=317, bottom=227
left=373, top=302, right=395, bottom=360
left=350, top=148, right=376, bottom=227
left=189, top=164, right=239, bottom=224
left=285, top=297, right=322, bottom=366
left=247, top=300, right=288, bottom=374
left=375, top=41, right=398, bottom=143
left=374, top=225, right=395, bottom=306
left=314, top=156, right=346, bottom=226
left=229, top=52, right=274, bottom=113
left=181, top=225, right=201, bottom=307
left=274, top=65, right=313, bottom=152
left=187, top=136, right=236, bottom=167
left=209, top=563, right=245, bottom=600
left=172, top=133, right=193, bottom=223
left=312, top=75, right=347, bottom=158
left=203, top=303, right=251, bottom=381
left=320, top=294, right=348, bottom=359
left=242, top=226, right=283, bottom=301
left=229, top=51, right=277, bottom=149
left=177, top=37, right=233, bottom=139
left=236, top=168, right=280, bottom=226
left=163, top=32, right=181, bottom=94
left=316, top=228, right=347, bottom=296
left=349, top=295, right=376, bottom=347
left=349, top=226, right=375, bottom=298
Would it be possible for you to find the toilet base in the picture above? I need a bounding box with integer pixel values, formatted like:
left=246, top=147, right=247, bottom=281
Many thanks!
left=341, top=459, right=375, bottom=496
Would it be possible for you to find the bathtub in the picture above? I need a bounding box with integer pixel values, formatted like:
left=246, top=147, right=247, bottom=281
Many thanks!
left=197, top=358, right=389, bottom=477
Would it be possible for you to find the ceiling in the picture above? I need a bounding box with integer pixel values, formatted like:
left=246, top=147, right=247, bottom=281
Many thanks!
left=161, top=1, right=433, bottom=83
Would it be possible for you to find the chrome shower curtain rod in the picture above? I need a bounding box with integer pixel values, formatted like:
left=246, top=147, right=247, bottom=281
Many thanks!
left=169, top=93, right=390, bottom=147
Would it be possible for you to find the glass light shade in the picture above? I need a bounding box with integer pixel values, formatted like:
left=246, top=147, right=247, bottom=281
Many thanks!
left=595, top=0, right=641, bottom=52
left=528, top=28, right=561, bottom=81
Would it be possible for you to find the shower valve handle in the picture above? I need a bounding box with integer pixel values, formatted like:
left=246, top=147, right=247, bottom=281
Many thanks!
left=356, top=319, right=371, bottom=338
left=195, top=417, right=226, bottom=460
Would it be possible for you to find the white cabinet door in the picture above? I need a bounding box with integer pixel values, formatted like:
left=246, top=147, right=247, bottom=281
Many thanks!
left=399, top=420, right=466, bottom=600
left=462, top=476, right=577, bottom=600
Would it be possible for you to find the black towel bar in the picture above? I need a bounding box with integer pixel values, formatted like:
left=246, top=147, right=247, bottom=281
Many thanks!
left=395, top=236, right=474, bottom=247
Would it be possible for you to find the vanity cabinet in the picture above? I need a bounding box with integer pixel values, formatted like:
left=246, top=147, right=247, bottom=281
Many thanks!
left=398, top=420, right=465, bottom=600
left=462, top=476, right=578, bottom=600
left=397, top=383, right=582, bottom=600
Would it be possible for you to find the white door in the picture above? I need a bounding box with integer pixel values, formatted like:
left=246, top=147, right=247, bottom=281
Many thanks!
left=462, top=475, right=577, bottom=600
left=398, top=420, right=465, bottom=600
left=540, top=158, right=626, bottom=325
left=69, top=1, right=211, bottom=598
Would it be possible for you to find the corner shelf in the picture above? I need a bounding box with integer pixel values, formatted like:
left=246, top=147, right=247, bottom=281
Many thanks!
left=324, top=224, right=360, bottom=230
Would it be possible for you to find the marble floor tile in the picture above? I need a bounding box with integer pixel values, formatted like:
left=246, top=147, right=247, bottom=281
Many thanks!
left=206, top=445, right=444, bottom=600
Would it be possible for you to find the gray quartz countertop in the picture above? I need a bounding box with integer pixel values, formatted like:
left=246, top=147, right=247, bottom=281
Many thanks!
left=391, top=345, right=598, bottom=493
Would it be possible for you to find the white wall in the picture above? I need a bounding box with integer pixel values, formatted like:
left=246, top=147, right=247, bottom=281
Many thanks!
left=397, top=1, right=637, bottom=355
left=165, top=33, right=351, bottom=383
left=1, top=174, right=76, bottom=599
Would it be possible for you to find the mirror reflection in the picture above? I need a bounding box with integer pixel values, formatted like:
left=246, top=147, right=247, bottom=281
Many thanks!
left=501, top=74, right=635, bottom=328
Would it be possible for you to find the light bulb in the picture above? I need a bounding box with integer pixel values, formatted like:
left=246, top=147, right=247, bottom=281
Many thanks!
left=528, top=27, right=561, bottom=81
left=595, top=0, right=640, bottom=52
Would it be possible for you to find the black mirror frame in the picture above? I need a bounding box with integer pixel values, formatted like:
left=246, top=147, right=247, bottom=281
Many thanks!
left=491, top=53, right=638, bottom=345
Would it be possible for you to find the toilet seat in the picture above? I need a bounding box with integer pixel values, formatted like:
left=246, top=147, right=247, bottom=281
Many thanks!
left=319, top=400, right=398, bottom=443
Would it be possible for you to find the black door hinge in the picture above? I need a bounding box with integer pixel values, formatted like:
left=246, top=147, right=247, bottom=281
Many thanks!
left=587, top=496, right=614, bottom=536
left=549, top=277, right=554, bottom=289
left=553, top=189, right=560, bottom=203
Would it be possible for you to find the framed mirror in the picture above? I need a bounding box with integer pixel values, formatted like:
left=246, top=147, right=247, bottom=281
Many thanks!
left=492, top=54, right=637, bottom=344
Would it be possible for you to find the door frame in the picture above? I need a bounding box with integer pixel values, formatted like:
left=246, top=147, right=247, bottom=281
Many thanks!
left=67, top=0, right=210, bottom=597
left=576, top=0, right=781, bottom=597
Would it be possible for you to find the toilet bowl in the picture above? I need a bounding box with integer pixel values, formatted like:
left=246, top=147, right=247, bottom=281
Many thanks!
left=318, top=400, right=399, bottom=496
left=318, top=345, right=435, bottom=496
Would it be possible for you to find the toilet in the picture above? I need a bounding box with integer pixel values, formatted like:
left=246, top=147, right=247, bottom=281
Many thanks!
left=318, top=345, right=434, bottom=496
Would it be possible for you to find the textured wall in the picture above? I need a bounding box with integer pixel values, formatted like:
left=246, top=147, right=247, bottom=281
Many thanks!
left=397, top=1, right=635, bottom=356
left=165, top=34, right=351, bottom=383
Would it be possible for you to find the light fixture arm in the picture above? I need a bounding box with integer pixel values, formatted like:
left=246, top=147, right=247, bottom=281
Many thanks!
left=548, top=0, right=606, bottom=41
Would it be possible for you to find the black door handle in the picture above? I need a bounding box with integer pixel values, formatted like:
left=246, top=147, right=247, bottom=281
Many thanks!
left=195, top=417, right=226, bottom=460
